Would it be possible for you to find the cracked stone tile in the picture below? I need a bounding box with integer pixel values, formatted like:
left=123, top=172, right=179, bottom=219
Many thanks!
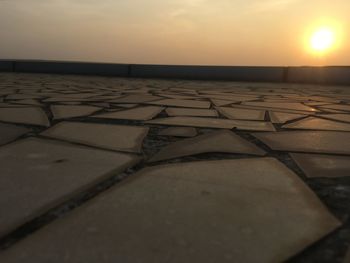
left=217, top=107, right=265, bottom=120
left=146, top=116, right=276, bottom=131
left=269, top=111, right=306, bottom=124
left=321, top=114, right=350, bottom=123
left=10, top=99, right=43, bottom=106
left=109, top=94, right=162, bottom=104
left=147, top=99, right=211, bottom=109
left=92, top=106, right=164, bottom=121
left=290, top=153, right=350, bottom=178
left=166, top=107, right=218, bottom=117
left=253, top=131, right=350, bottom=154
left=230, top=104, right=316, bottom=115
left=149, top=130, right=265, bottom=162
left=0, top=123, right=31, bottom=145
left=0, top=158, right=340, bottom=263
left=41, top=122, right=148, bottom=153
left=319, top=104, right=350, bottom=112
left=0, top=107, right=50, bottom=127
left=210, top=99, right=236, bottom=106
left=51, top=105, right=102, bottom=119
left=112, top=103, right=138, bottom=108
left=243, top=102, right=318, bottom=112
left=0, top=137, right=139, bottom=237
left=158, top=127, right=198, bottom=137
left=283, top=117, right=350, bottom=132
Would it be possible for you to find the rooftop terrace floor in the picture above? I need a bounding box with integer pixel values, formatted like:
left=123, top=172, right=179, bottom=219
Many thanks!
left=0, top=72, right=349, bottom=263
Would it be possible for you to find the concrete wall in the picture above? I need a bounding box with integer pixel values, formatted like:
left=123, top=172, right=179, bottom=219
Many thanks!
left=287, top=66, right=350, bottom=85
left=130, top=65, right=285, bottom=82
left=12, top=61, right=129, bottom=77
left=1, top=60, right=350, bottom=85
left=0, top=61, right=14, bottom=72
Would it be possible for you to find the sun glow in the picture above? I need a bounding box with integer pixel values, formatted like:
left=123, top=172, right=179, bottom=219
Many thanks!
left=310, top=27, right=335, bottom=52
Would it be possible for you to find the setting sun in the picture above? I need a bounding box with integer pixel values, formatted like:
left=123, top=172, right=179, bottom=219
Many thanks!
left=310, top=27, right=335, bottom=52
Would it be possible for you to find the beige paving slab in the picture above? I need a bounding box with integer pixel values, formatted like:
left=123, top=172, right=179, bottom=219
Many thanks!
left=41, top=122, right=148, bottom=153
left=92, top=106, right=164, bottom=121
left=51, top=105, right=101, bottom=119
left=109, top=94, right=162, bottom=104
left=269, top=111, right=306, bottom=124
left=158, top=127, right=198, bottom=137
left=166, top=107, right=218, bottom=117
left=321, top=114, right=350, bottom=123
left=149, top=130, right=265, bottom=162
left=217, top=107, right=265, bottom=120
left=0, top=137, right=139, bottom=237
left=0, top=158, right=340, bottom=263
left=147, top=99, right=211, bottom=109
left=0, top=107, right=50, bottom=127
left=253, top=131, right=350, bottom=154
left=243, top=102, right=318, bottom=112
left=210, top=99, right=237, bottom=106
left=319, top=104, right=350, bottom=112
left=0, top=123, right=31, bottom=145
left=146, top=116, right=276, bottom=131
left=231, top=104, right=316, bottom=115
left=290, top=153, right=350, bottom=178
left=112, top=103, right=138, bottom=108
left=283, top=117, right=350, bottom=132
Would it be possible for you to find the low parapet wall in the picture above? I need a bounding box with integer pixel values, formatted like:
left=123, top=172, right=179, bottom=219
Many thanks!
left=1, top=60, right=350, bottom=85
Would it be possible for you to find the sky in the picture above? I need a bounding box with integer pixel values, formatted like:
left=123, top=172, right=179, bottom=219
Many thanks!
left=0, top=0, right=349, bottom=66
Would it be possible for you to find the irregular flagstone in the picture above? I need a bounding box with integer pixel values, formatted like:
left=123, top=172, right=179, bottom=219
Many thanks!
left=166, top=107, right=218, bottom=117
left=269, top=111, right=306, bottom=124
left=210, top=99, right=237, bottom=106
left=109, top=94, right=162, bottom=104
left=0, top=107, right=50, bottom=127
left=112, top=103, right=138, bottom=108
left=319, top=104, right=350, bottom=112
left=321, top=114, right=350, bottom=123
left=92, top=106, right=164, bottom=121
left=253, top=131, right=350, bottom=154
left=283, top=117, right=350, bottom=132
left=41, top=122, right=149, bottom=153
left=0, top=137, right=139, bottom=237
left=0, top=123, right=31, bottom=145
left=0, top=158, right=340, bottom=263
left=290, top=153, right=350, bottom=178
left=146, top=116, right=276, bottom=131
left=10, top=99, right=43, bottom=106
left=51, top=105, right=102, bottom=119
left=243, top=102, right=318, bottom=112
left=230, top=104, right=316, bottom=115
left=149, top=130, right=265, bottom=162
left=217, top=107, right=265, bottom=120
left=147, top=99, right=211, bottom=109
left=158, top=127, right=198, bottom=137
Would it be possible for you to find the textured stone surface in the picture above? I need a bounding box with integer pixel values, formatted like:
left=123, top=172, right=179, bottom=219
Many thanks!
left=0, top=123, right=31, bottom=145
left=0, top=107, right=49, bottom=126
left=149, top=130, right=265, bottom=162
left=290, top=153, right=350, bottom=178
left=0, top=158, right=340, bottom=263
left=217, top=107, right=265, bottom=120
left=42, top=122, right=149, bottom=153
left=158, top=127, right=198, bottom=137
left=283, top=117, right=350, bottom=132
left=147, top=116, right=276, bottom=131
left=51, top=105, right=101, bottom=119
left=166, top=107, right=218, bottom=117
left=254, top=131, right=350, bottom=154
left=0, top=137, right=139, bottom=236
left=269, top=111, right=306, bottom=124
left=92, top=106, right=164, bottom=121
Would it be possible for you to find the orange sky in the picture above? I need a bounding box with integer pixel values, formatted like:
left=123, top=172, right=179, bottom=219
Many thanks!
left=0, top=0, right=349, bottom=66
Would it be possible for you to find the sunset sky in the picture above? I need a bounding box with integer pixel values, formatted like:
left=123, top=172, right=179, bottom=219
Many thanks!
left=0, top=0, right=349, bottom=66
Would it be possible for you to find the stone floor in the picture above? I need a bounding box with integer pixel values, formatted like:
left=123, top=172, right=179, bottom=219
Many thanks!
left=0, top=72, right=349, bottom=263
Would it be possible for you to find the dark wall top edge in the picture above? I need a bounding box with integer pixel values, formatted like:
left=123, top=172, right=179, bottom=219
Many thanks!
left=0, top=60, right=350, bottom=85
